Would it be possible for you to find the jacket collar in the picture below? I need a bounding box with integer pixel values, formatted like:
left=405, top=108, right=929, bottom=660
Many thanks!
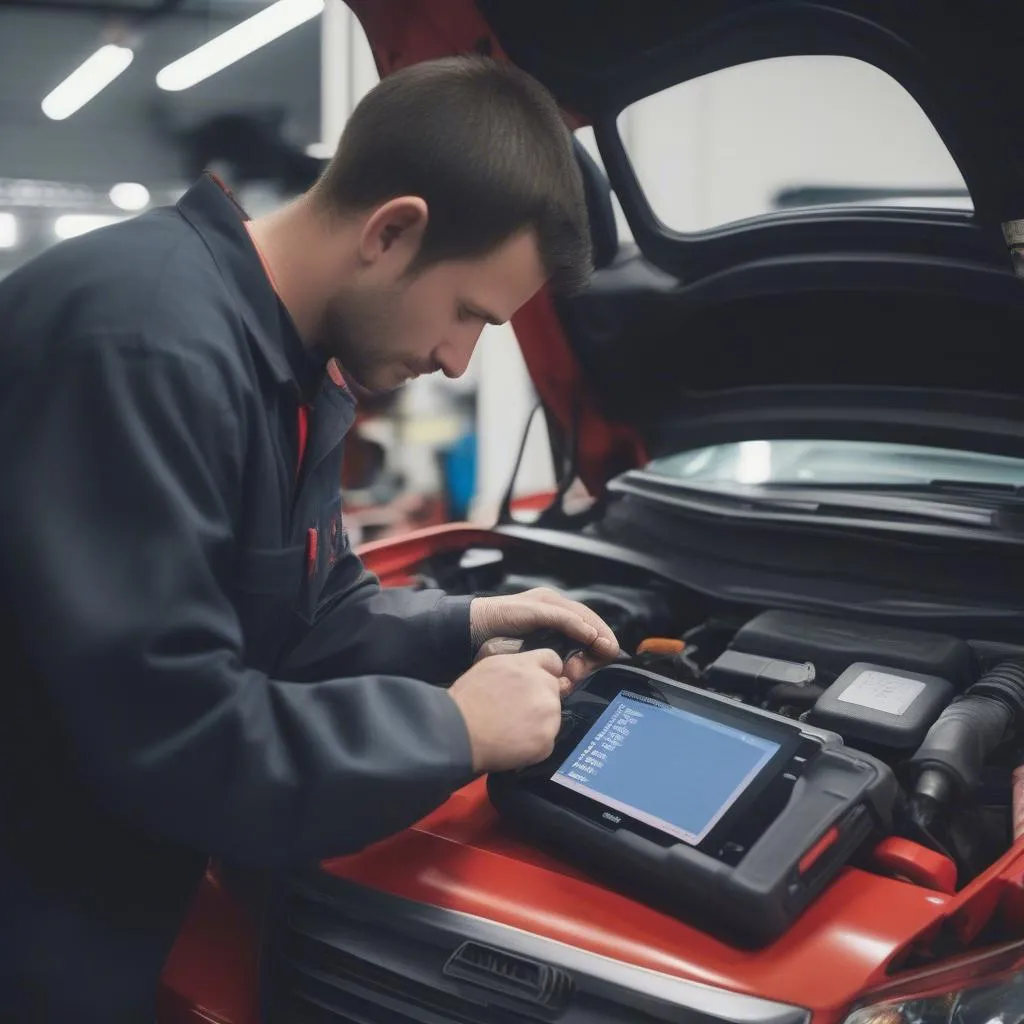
left=176, top=174, right=325, bottom=400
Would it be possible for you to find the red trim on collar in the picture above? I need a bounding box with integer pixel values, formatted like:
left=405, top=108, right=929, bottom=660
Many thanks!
left=296, top=404, right=310, bottom=481
left=326, top=360, right=345, bottom=388
left=205, top=171, right=251, bottom=219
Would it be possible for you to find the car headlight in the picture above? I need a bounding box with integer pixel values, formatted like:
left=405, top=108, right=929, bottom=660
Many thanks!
left=844, top=944, right=1024, bottom=1024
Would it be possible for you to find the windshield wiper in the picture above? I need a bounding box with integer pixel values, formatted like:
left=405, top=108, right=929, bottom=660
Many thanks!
left=768, top=479, right=1024, bottom=501
left=712, top=483, right=998, bottom=529
left=615, top=471, right=1021, bottom=534
left=757, top=480, right=1024, bottom=531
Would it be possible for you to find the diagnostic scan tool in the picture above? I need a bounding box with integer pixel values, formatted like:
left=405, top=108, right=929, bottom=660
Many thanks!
left=488, top=664, right=897, bottom=947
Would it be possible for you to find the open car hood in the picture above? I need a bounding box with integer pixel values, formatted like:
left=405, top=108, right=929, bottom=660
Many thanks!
left=348, top=0, right=1024, bottom=492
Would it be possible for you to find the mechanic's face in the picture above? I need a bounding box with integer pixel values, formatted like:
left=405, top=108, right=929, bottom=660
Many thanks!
left=320, top=198, right=547, bottom=392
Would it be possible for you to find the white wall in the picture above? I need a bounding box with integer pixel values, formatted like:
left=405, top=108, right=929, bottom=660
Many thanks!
left=320, top=0, right=379, bottom=152
left=472, top=324, right=557, bottom=520
left=620, top=55, right=968, bottom=233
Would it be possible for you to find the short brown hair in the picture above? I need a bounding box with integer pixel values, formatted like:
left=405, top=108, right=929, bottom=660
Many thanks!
left=315, top=56, right=591, bottom=294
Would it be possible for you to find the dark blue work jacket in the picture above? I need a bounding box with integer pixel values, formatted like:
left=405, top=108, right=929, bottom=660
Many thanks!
left=0, top=174, right=475, bottom=1022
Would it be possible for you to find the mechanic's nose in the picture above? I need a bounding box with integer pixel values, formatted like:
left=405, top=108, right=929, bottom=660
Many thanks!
left=436, top=338, right=476, bottom=379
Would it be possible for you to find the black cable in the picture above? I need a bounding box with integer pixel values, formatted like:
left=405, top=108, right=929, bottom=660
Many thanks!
left=496, top=401, right=542, bottom=526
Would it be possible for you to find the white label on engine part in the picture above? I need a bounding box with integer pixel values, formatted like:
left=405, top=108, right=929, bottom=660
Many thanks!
left=1003, top=219, right=1024, bottom=246
left=837, top=670, right=925, bottom=716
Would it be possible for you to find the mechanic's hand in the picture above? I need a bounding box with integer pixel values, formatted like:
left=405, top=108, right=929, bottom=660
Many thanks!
left=448, top=649, right=565, bottom=773
left=471, top=588, right=619, bottom=659
left=470, top=588, right=619, bottom=695
left=474, top=637, right=606, bottom=696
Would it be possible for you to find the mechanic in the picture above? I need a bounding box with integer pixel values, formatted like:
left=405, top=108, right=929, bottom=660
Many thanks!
left=0, top=56, right=618, bottom=1021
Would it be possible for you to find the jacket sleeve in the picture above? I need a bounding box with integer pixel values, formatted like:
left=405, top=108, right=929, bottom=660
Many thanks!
left=0, top=333, right=475, bottom=869
left=279, top=549, right=475, bottom=687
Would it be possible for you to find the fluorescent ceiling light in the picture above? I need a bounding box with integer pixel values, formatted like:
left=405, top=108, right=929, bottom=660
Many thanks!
left=109, top=182, right=150, bottom=211
left=305, top=142, right=333, bottom=160
left=0, top=213, right=17, bottom=249
left=42, top=44, right=134, bottom=121
left=156, top=0, right=324, bottom=92
left=54, top=214, right=126, bottom=240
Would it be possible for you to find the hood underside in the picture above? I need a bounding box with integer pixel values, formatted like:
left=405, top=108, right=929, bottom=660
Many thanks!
left=349, top=0, right=1024, bottom=489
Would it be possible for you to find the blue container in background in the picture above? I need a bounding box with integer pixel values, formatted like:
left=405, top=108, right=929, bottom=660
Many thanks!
left=443, top=430, right=477, bottom=520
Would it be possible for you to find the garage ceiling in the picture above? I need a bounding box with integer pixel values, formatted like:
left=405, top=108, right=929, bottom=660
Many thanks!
left=8, top=1, right=274, bottom=17
left=0, top=0, right=324, bottom=273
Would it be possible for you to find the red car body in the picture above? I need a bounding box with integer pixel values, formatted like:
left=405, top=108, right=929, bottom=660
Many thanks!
left=157, top=1, right=1024, bottom=1021
left=156, top=530, right=1024, bottom=1024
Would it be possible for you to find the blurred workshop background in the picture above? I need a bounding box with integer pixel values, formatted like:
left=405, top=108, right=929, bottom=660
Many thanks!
left=0, top=0, right=970, bottom=541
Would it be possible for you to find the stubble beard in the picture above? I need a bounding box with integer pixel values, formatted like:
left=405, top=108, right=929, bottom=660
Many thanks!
left=320, top=293, right=404, bottom=394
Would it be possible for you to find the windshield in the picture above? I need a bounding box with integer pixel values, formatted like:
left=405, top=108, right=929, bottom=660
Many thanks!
left=646, top=440, right=1024, bottom=490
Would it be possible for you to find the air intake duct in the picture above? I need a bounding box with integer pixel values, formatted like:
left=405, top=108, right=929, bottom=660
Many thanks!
left=909, top=662, right=1024, bottom=824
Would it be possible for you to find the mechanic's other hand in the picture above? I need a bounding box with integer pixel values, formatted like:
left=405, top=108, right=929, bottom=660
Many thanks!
left=474, top=637, right=606, bottom=696
left=470, top=588, right=619, bottom=661
left=448, top=650, right=565, bottom=773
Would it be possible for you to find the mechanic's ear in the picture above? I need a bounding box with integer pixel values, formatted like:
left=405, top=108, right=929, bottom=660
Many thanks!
left=359, top=196, right=428, bottom=267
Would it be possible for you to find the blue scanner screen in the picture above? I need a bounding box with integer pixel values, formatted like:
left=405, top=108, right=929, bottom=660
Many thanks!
left=552, top=691, right=780, bottom=845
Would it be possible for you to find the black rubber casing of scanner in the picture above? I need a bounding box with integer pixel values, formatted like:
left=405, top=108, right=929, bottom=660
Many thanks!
left=487, top=664, right=897, bottom=949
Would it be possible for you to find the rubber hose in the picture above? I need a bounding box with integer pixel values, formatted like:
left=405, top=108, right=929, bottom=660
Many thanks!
left=910, top=662, right=1024, bottom=802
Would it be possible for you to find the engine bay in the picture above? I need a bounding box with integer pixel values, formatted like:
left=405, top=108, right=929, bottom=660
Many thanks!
left=417, top=541, right=1024, bottom=900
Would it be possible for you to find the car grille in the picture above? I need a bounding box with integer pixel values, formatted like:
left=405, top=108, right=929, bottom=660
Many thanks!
left=262, top=869, right=810, bottom=1024
left=270, top=931, right=548, bottom=1024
